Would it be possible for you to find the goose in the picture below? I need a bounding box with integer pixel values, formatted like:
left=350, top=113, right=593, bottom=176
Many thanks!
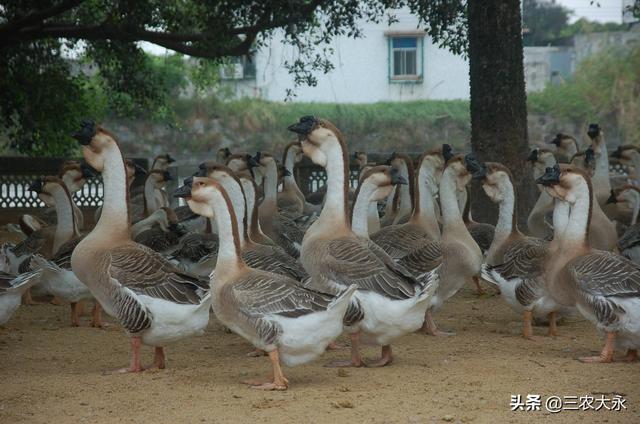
left=70, top=121, right=210, bottom=373
left=132, top=170, right=173, bottom=220
left=217, top=147, right=232, bottom=164
left=527, top=148, right=557, bottom=239
left=195, top=163, right=308, bottom=281
left=370, top=150, right=442, bottom=260
left=611, top=145, right=640, bottom=180
left=539, top=164, right=640, bottom=363
left=353, top=151, right=368, bottom=171
left=475, top=162, right=562, bottom=338
left=459, top=188, right=495, bottom=255
left=278, top=141, right=305, bottom=215
left=178, top=176, right=357, bottom=389
left=356, top=164, right=382, bottom=235
left=95, top=158, right=145, bottom=222
left=288, top=116, right=437, bottom=367
left=0, top=270, right=43, bottom=326
left=586, top=124, right=612, bottom=208
left=151, top=153, right=175, bottom=171
left=133, top=207, right=186, bottom=254
left=380, top=153, right=415, bottom=226
left=548, top=133, right=579, bottom=163
left=254, top=152, right=305, bottom=257
left=351, top=166, right=408, bottom=238
left=27, top=177, right=103, bottom=327
left=609, top=186, right=640, bottom=263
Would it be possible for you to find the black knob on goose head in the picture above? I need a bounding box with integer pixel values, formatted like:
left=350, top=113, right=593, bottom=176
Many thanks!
left=73, top=120, right=96, bottom=145
left=587, top=123, right=600, bottom=139
left=281, top=167, right=292, bottom=177
left=165, top=154, right=176, bottom=164
left=611, top=146, right=623, bottom=159
left=584, top=146, right=595, bottom=166
left=527, top=148, right=539, bottom=163
left=389, top=167, right=407, bottom=185
left=287, top=115, right=318, bottom=135
left=80, top=163, right=97, bottom=178
left=384, top=152, right=397, bottom=165
left=442, top=144, right=454, bottom=162
left=535, top=164, right=561, bottom=186
left=194, top=167, right=207, bottom=177
left=246, top=154, right=259, bottom=168
left=548, top=134, right=561, bottom=146
left=464, top=153, right=486, bottom=179
left=28, top=179, right=44, bottom=193
left=606, top=189, right=618, bottom=205
left=133, top=163, right=147, bottom=177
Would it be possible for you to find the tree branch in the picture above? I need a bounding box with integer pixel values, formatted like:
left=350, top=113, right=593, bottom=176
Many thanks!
left=0, top=0, right=86, bottom=33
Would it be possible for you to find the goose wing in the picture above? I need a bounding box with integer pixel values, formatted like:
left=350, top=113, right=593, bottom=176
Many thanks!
left=12, top=230, right=48, bottom=257
left=108, top=243, right=209, bottom=305
left=492, top=238, right=547, bottom=280
left=320, top=238, right=416, bottom=300
left=397, top=241, right=443, bottom=276
left=468, top=223, right=495, bottom=253
left=51, top=237, right=84, bottom=269
left=370, top=224, right=429, bottom=259
left=171, top=233, right=219, bottom=262
left=618, top=224, right=640, bottom=252
left=242, top=244, right=308, bottom=281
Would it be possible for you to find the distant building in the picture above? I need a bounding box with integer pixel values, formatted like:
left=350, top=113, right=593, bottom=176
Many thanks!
left=220, top=8, right=470, bottom=102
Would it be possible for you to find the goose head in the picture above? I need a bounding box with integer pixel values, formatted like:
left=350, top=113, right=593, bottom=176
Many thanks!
left=475, top=162, right=514, bottom=203
left=569, top=147, right=596, bottom=175
left=284, top=141, right=304, bottom=164
left=151, top=154, right=175, bottom=171
left=536, top=164, right=590, bottom=204
left=548, top=133, right=578, bottom=158
left=253, top=151, right=277, bottom=175
left=608, top=185, right=640, bottom=209
left=443, top=153, right=473, bottom=192
left=528, top=148, right=556, bottom=181
left=353, top=151, right=368, bottom=169
left=145, top=170, right=172, bottom=189
left=610, top=145, right=639, bottom=166
left=288, top=116, right=344, bottom=167
left=176, top=176, right=224, bottom=219
left=358, top=165, right=407, bottom=202
left=29, top=176, right=70, bottom=207
left=196, top=162, right=243, bottom=190
left=73, top=121, right=122, bottom=172
left=586, top=123, right=604, bottom=152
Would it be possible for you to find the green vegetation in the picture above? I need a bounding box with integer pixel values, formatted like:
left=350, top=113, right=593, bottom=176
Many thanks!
left=528, top=45, right=640, bottom=143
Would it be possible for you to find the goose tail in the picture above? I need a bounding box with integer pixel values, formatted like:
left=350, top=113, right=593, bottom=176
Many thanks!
left=29, top=254, right=62, bottom=273
left=480, top=263, right=500, bottom=286
left=331, top=285, right=363, bottom=327
left=5, top=269, right=43, bottom=294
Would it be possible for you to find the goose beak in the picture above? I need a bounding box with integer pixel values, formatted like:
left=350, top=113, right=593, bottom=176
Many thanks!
left=442, top=144, right=454, bottom=162
left=585, top=147, right=595, bottom=165
left=610, top=147, right=622, bottom=159
left=282, top=167, right=292, bottom=177
left=193, top=168, right=207, bottom=177
left=606, top=190, right=618, bottom=205
left=28, top=179, right=43, bottom=193
left=390, top=168, right=407, bottom=185
left=80, top=164, right=96, bottom=178
left=174, top=178, right=192, bottom=198
left=548, top=136, right=560, bottom=147
left=246, top=154, right=259, bottom=168
left=527, top=149, right=539, bottom=162
left=287, top=115, right=317, bottom=136
left=587, top=123, right=600, bottom=139
left=134, top=163, right=147, bottom=177
left=73, top=120, right=96, bottom=145
left=385, top=152, right=397, bottom=165
left=472, top=165, right=488, bottom=180
left=166, top=154, right=176, bottom=164
left=464, top=153, right=484, bottom=175
left=163, top=171, right=173, bottom=182
left=535, top=164, right=561, bottom=186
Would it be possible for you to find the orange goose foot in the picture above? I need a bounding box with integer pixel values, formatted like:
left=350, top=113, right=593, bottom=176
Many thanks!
left=90, top=303, right=104, bottom=328
left=102, top=337, right=145, bottom=375
left=578, top=332, right=615, bottom=363
left=70, top=302, right=81, bottom=327
left=472, top=277, right=485, bottom=296
left=249, top=350, right=288, bottom=391
left=421, top=310, right=456, bottom=336
left=366, top=345, right=393, bottom=368
left=50, top=296, right=65, bottom=306
left=246, top=349, right=267, bottom=357
left=325, top=332, right=365, bottom=367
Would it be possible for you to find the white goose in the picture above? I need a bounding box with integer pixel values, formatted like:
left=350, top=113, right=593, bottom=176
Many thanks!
left=0, top=270, right=42, bottom=326
left=288, top=116, right=437, bottom=367
left=540, top=164, right=640, bottom=363
left=179, top=176, right=357, bottom=390
left=70, top=121, right=210, bottom=373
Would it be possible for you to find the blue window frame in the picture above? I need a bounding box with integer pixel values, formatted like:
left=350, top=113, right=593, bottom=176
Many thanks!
left=388, top=36, right=423, bottom=83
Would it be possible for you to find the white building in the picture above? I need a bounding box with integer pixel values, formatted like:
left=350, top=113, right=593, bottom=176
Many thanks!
left=221, top=9, right=471, bottom=102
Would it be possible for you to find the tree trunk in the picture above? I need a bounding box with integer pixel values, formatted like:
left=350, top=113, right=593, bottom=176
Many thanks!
left=467, top=0, right=536, bottom=229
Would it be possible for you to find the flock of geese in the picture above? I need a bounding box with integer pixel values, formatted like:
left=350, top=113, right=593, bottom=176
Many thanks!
left=1, top=117, right=639, bottom=391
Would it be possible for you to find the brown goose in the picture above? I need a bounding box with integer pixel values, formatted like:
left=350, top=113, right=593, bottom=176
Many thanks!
left=179, top=176, right=357, bottom=390
left=548, top=133, right=579, bottom=163
left=0, top=270, right=42, bottom=325
left=254, top=152, right=305, bottom=257
left=70, top=122, right=210, bottom=374
left=527, top=148, right=557, bottom=239
left=380, top=152, right=415, bottom=226
left=586, top=124, right=612, bottom=208
left=370, top=150, right=442, bottom=260
left=288, top=116, right=437, bottom=368
left=540, top=164, right=640, bottom=363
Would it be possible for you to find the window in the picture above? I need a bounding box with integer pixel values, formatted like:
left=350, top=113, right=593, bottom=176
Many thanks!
left=387, top=34, right=424, bottom=83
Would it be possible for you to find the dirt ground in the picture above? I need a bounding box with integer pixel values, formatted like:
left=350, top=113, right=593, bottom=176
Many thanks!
left=1, top=284, right=637, bottom=424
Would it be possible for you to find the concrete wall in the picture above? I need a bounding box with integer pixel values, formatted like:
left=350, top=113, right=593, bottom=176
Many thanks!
left=222, top=9, right=470, bottom=102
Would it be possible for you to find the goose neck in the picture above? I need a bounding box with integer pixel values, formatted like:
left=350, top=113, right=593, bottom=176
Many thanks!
left=218, top=178, right=246, bottom=249
left=92, top=146, right=131, bottom=242
left=51, top=184, right=79, bottom=252
left=411, top=167, right=440, bottom=239
left=209, top=190, right=243, bottom=269
left=631, top=193, right=640, bottom=225
left=561, top=183, right=591, bottom=247
left=316, top=142, right=350, bottom=230
left=351, top=180, right=377, bottom=238
left=439, top=168, right=465, bottom=228
left=144, top=176, right=158, bottom=215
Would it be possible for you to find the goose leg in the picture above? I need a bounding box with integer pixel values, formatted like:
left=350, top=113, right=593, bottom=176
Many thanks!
left=75, top=300, right=86, bottom=316
left=522, top=310, right=542, bottom=340
left=246, top=348, right=267, bottom=357
left=70, top=302, right=80, bottom=327
left=472, top=277, right=485, bottom=295
left=579, top=332, right=615, bottom=363
left=153, top=347, right=166, bottom=369
left=421, top=309, right=455, bottom=336
left=250, top=350, right=288, bottom=391
left=367, top=345, right=393, bottom=367
left=90, top=302, right=103, bottom=328
left=547, top=311, right=558, bottom=337
left=102, top=337, right=144, bottom=374
left=620, top=349, right=638, bottom=362
left=51, top=296, right=64, bottom=306
left=325, top=331, right=365, bottom=367
left=21, top=289, right=43, bottom=305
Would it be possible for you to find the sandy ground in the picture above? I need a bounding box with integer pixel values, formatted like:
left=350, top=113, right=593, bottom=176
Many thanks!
left=1, top=284, right=637, bottom=424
